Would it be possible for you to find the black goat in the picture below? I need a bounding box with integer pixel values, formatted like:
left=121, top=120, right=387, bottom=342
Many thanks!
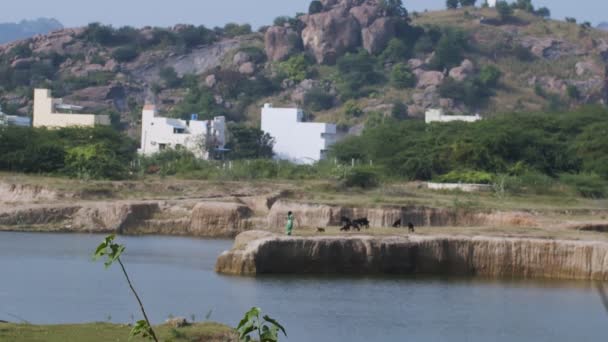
left=408, top=222, right=415, bottom=232
left=392, top=219, right=402, bottom=228
left=353, top=218, right=370, bottom=229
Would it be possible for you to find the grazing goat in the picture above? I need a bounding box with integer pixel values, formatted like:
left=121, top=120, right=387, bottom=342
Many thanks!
left=408, top=222, right=415, bottom=232
left=392, top=219, right=402, bottom=228
left=316, top=227, right=326, bottom=233
left=353, top=218, right=370, bottom=229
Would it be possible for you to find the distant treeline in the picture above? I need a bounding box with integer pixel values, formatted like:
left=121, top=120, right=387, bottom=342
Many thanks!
left=1, top=106, right=607, bottom=197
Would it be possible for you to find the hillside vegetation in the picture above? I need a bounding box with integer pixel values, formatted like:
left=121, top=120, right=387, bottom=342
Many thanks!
left=0, top=0, right=607, bottom=131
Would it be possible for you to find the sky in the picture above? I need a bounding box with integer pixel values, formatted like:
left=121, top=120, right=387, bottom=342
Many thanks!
left=0, top=0, right=605, bottom=28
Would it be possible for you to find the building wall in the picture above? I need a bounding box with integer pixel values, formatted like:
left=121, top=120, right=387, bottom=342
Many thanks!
left=261, top=104, right=337, bottom=164
left=488, top=0, right=497, bottom=7
left=32, top=89, right=110, bottom=128
left=139, top=105, right=226, bottom=159
left=425, top=108, right=481, bottom=124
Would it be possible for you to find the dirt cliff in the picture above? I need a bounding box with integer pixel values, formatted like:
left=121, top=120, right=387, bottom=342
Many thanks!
left=216, top=231, right=608, bottom=281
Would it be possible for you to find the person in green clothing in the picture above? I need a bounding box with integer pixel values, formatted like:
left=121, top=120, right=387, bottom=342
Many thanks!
left=286, top=211, right=294, bottom=236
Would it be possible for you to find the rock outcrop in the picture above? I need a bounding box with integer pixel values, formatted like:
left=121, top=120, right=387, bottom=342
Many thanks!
left=361, top=17, right=398, bottom=54
left=266, top=200, right=538, bottom=229
left=264, top=26, right=300, bottom=62
left=216, top=232, right=608, bottom=281
left=189, top=202, right=254, bottom=238
left=301, top=7, right=362, bottom=64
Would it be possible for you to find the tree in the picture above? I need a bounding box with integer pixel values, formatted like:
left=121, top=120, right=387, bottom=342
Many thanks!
left=304, top=87, right=335, bottom=110
left=390, top=63, right=416, bottom=89
left=514, top=0, right=534, bottom=12
left=496, top=1, right=513, bottom=21
left=535, top=7, right=551, bottom=18
left=379, top=0, right=408, bottom=17
left=446, top=0, right=459, bottom=9
left=478, top=65, right=502, bottom=87
left=380, top=38, right=410, bottom=63
left=391, top=101, right=408, bottom=120
left=309, top=0, right=323, bottom=14
left=429, top=29, right=467, bottom=70
left=459, top=0, right=476, bottom=6
left=227, top=124, right=274, bottom=159
left=159, top=66, right=181, bottom=88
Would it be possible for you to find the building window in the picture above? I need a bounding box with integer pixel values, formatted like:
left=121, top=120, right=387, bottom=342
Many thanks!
left=159, top=143, right=167, bottom=151
left=174, top=128, right=185, bottom=134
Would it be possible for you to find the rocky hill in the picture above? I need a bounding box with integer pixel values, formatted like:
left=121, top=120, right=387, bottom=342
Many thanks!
left=0, top=18, right=63, bottom=44
left=1, top=0, right=607, bottom=136
left=599, top=22, right=608, bottom=32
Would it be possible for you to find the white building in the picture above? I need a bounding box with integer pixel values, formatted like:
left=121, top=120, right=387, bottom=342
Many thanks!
left=261, top=103, right=338, bottom=164
left=0, top=105, right=30, bottom=127
left=488, top=0, right=497, bottom=7
left=425, top=108, right=481, bottom=124
left=138, top=104, right=226, bottom=160
left=33, top=89, right=110, bottom=128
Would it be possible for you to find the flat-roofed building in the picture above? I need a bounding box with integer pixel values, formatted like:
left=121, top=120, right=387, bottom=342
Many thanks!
left=261, top=103, right=338, bottom=164
left=33, top=89, right=110, bottom=128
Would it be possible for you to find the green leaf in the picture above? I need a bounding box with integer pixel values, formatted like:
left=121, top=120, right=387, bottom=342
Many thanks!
left=130, top=320, right=154, bottom=340
left=263, top=315, right=287, bottom=337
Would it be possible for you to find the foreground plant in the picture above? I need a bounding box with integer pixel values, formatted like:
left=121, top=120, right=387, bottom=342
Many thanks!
left=93, top=234, right=158, bottom=341
left=237, top=307, right=286, bottom=342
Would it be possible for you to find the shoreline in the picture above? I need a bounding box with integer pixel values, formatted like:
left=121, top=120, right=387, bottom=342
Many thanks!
left=215, top=231, right=608, bottom=281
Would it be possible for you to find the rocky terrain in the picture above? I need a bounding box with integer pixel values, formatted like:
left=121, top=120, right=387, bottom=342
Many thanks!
left=215, top=231, right=608, bottom=281
left=1, top=175, right=607, bottom=239
left=1, top=1, right=608, bottom=136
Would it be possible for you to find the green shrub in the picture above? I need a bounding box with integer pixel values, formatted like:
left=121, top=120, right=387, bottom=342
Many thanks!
left=336, top=50, right=382, bottom=99
left=340, top=166, right=380, bottom=189
left=436, top=170, right=494, bottom=184
left=64, top=143, right=129, bottom=180
left=304, top=87, right=334, bottom=111
left=380, top=38, right=410, bottom=62
left=278, top=54, right=310, bottom=82
left=390, top=63, right=416, bottom=89
left=222, top=23, right=252, bottom=37
left=478, top=65, right=501, bottom=87
left=560, top=173, right=607, bottom=199
left=343, top=100, right=363, bottom=117
left=159, top=67, right=181, bottom=88
left=428, top=28, right=467, bottom=70
left=112, top=46, right=139, bottom=62
left=391, top=101, right=408, bottom=120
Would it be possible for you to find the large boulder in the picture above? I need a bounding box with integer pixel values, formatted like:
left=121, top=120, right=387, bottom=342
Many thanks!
left=362, top=17, right=398, bottom=54
left=264, top=26, right=301, bottom=62
left=349, top=3, right=380, bottom=27
left=417, top=70, right=444, bottom=88
left=301, top=8, right=362, bottom=64
left=448, top=59, right=474, bottom=81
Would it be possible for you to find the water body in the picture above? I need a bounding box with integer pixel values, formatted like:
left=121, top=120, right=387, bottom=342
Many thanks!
left=0, top=232, right=606, bottom=342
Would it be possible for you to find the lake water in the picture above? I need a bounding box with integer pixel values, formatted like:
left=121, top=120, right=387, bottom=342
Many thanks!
left=1, top=232, right=606, bottom=341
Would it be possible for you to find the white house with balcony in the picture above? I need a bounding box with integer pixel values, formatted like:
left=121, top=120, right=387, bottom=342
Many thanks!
left=261, top=103, right=338, bottom=164
left=138, top=104, right=226, bottom=160
left=425, top=108, right=481, bottom=124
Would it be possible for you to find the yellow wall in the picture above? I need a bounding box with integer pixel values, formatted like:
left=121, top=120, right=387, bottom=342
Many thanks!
left=33, top=89, right=111, bottom=128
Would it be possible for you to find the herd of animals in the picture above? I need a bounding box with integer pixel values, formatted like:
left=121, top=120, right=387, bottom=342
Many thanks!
left=315, top=217, right=415, bottom=233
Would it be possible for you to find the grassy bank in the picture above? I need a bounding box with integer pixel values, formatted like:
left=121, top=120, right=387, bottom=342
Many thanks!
left=0, top=322, right=236, bottom=342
